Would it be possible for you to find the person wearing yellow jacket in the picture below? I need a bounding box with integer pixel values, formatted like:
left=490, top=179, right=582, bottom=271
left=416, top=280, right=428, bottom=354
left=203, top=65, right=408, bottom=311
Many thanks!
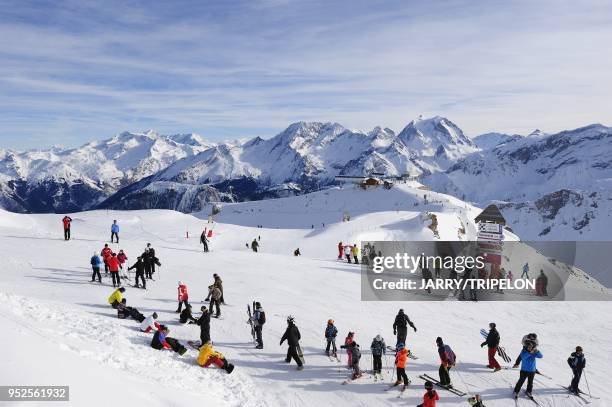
left=197, top=341, right=235, bottom=374
left=351, top=244, right=359, bottom=264
left=108, top=287, right=125, bottom=308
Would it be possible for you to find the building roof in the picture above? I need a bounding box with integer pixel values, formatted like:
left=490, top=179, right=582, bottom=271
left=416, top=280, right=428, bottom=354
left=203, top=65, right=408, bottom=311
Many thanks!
left=475, top=204, right=506, bottom=225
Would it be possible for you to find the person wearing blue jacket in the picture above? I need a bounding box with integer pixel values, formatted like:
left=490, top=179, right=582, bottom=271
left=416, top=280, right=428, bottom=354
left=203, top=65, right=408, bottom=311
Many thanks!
left=111, top=220, right=120, bottom=243
left=325, top=319, right=338, bottom=357
left=513, top=340, right=543, bottom=398
left=90, top=252, right=102, bottom=283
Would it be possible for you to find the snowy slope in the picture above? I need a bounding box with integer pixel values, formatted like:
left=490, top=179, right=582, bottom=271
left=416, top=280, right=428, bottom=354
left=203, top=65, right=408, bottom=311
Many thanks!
left=471, top=133, right=522, bottom=150
left=0, top=185, right=610, bottom=407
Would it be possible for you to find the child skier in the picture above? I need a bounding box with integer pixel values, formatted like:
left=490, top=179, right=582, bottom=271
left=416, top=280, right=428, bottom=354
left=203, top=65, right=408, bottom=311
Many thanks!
left=392, top=342, right=409, bottom=389
left=567, top=346, right=586, bottom=394
left=343, top=331, right=354, bottom=368
left=325, top=319, right=338, bottom=357
left=370, top=334, right=386, bottom=379
left=340, top=341, right=362, bottom=380
left=417, top=381, right=439, bottom=407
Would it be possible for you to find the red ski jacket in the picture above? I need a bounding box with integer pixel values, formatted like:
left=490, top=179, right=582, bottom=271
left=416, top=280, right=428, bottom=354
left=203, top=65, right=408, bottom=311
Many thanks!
left=178, top=284, right=188, bottom=301
left=62, top=217, right=72, bottom=229
left=107, top=256, right=120, bottom=272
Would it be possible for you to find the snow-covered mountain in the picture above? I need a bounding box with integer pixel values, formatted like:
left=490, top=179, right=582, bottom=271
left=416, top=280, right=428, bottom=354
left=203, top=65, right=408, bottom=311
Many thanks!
left=0, top=131, right=214, bottom=212
left=471, top=132, right=522, bottom=150
left=100, top=116, right=478, bottom=212
left=427, top=123, right=612, bottom=239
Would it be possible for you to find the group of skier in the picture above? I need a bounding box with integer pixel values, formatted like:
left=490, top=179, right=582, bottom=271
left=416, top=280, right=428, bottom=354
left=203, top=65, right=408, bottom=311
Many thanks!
left=89, top=241, right=160, bottom=289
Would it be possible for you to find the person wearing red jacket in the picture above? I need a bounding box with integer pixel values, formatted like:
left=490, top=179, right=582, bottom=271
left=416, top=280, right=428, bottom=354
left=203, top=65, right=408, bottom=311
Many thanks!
left=62, top=216, right=72, bottom=240
left=337, top=242, right=343, bottom=260
left=417, top=381, right=439, bottom=407
left=176, top=281, right=189, bottom=313
left=101, top=244, right=112, bottom=274
left=107, top=253, right=121, bottom=287
left=117, top=250, right=130, bottom=281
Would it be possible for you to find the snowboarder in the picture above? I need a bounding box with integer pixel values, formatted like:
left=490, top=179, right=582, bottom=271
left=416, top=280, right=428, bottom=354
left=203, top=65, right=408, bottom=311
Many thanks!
left=417, top=381, right=439, bottom=407
left=252, top=302, right=266, bottom=349
left=62, top=215, right=72, bottom=240
left=108, top=252, right=121, bottom=287
left=90, top=252, right=102, bottom=283
left=196, top=306, right=211, bottom=345
left=393, top=342, right=409, bottom=388
left=521, top=262, right=530, bottom=279
left=344, top=331, right=355, bottom=368
left=101, top=244, right=112, bottom=274
left=280, top=316, right=303, bottom=370
left=197, top=341, right=235, bottom=373
left=179, top=304, right=197, bottom=324
left=208, top=284, right=222, bottom=317
left=128, top=256, right=146, bottom=289
left=294, top=248, right=301, bottom=256
left=111, top=220, right=120, bottom=243
left=107, top=287, right=125, bottom=308
left=351, top=244, right=359, bottom=264
left=200, top=229, right=209, bottom=252
left=151, top=325, right=187, bottom=355
left=337, top=242, right=343, bottom=260
left=567, top=346, right=586, bottom=394
left=480, top=322, right=501, bottom=371
left=340, top=341, right=361, bottom=380
left=512, top=339, right=542, bottom=398
left=344, top=245, right=352, bottom=263
left=325, top=319, right=338, bottom=357
left=393, top=308, right=417, bottom=346
left=370, top=334, right=386, bottom=376
left=251, top=238, right=259, bottom=252
left=436, top=337, right=456, bottom=387
left=176, top=281, right=189, bottom=313
left=140, top=312, right=159, bottom=333
left=117, top=300, right=145, bottom=322
left=535, top=270, right=548, bottom=296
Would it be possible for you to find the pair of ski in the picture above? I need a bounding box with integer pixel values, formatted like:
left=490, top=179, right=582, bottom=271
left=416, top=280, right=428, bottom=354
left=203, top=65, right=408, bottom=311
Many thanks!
left=385, top=345, right=418, bottom=359
left=480, top=328, right=512, bottom=363
left=418, top=374, right=466, bottom=397
left=385, top=380, right=409, bottom=398
left=562, top=386, right=593, bottom=404
left=327, top=352, right=340, bottom=363
left=512, top=389, right=540, bottom=406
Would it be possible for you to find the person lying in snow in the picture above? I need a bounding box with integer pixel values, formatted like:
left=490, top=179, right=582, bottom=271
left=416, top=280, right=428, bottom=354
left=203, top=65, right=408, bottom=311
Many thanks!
left=150, top=325, right=187, bottom=355
left=196, top=341, right=234, bottom=374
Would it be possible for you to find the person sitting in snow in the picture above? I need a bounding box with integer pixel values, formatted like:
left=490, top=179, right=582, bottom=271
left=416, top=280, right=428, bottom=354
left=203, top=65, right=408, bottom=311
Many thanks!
left=196, top=341, right=235, bottom=374
left=150, top=325, right=187, bottom=355
left=140, top=312, right=160, bottom=333
left=107, top=287, right=125, bottom=309
left=179, top=304, right=197, bottom=324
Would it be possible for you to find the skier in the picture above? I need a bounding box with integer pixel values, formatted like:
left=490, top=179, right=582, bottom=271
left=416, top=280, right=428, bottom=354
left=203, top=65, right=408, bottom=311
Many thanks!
left=436, top=337, right=456, bottom=387
left=344, top=244, right=352, bottom=263
left=140, top=312, right=160, bottom=333
left=179, top=304, right=197, bottom=324
left=535, top=270, right=548, bottom=296
left=393, top=342, right=410, bottom=389
left=204, top=273, right=224, bottom=303
left=128, top=256, right=146, bottom=289
left=151, top=325, right=187, bottom=355
left=200, top=229, right=209, bottom=252
left=567, top=346, right=586, bottom=394
left=251, top=238, right=259, bottom=252
left=513, top=333, right=539, bottom=368
left=142, top=248, right=161, bottom=279
left=176, top=281, right=189, bottom=313
left=117, top=249, right=129, bottom=280
left=513, top=340, right=542, bottom=398
left=370, top=334, right=386, bottom=377
left=196, top=306, right=211, bottom=346
left=325, top=319, right=338, bottom=357
left=337, top=242, right=343, bottom=260
left=393, top=308, right=417, bottom=346
left=101, top=244, right=112, bottom=274
left=521, top=262, right=530, bottom=279
left=90, top=252, right=102, bottom=283
left=146, top=243, right=157, bottom=275
left=252, top=302, right=266, bottom=349
left=62, top=215, right=72, bottom=240
left=344, top=331, right=355, bottom=368
left=208, top=284, right=222, bottom=317
left=294, top=248, right=301, bottom=256
left=196, top=341, right=235, bottom=373
left=340, top=341, right=361, bottom=380
left=107, top=287, right=125, bottom=308
left=107, top=252, right=121, bottom=287
left=417, top=381, right=439, bottom=407
left=111, top=220, right=120, bottom=243
left=480, top=322, right=501, bottom=371
left=351, top=244, right=359, bottom=264
left=280, top=316, right=303, bottom=370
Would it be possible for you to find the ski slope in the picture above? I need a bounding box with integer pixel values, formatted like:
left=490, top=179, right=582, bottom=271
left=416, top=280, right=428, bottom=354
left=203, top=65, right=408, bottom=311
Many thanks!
left=0, top=184, right=610, bottom=407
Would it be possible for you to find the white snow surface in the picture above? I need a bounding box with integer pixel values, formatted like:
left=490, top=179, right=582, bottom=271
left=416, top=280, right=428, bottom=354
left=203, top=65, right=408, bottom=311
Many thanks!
left=0, top=184, right=610, bottom=406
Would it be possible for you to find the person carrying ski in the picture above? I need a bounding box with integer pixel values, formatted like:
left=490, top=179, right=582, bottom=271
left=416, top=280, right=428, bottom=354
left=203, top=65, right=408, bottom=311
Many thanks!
left=344, top=331, right=354, bottom=368
left=340, top=341, right=361, bottom=380
left=197, top=341, right=235, bottom=373
left=200, top=230, right=209, bottom=252
left=108, top=287, right=125, bottom=308
left=567, top=346, right=586, bottom=394
left=393, top=308, right=417, bottom=346
left=111, top=220, right=120, bottom=243
left=140, top=312, right=159, bottom=333
left=108, top=252, right=121, bottom=287
left=344, top=245, right=352, bottom=263
left=513, top=340, right=542, bottom=398
left=176, top=281, right=189, bottom=313
left=337, top=242, right=343, bottom=259
left=101, top=244, right=112, bottom=274
left=208, top=284, right=222, bottom=317
left=480, top=322, right=501, bottom=371
left=90, top=252, right=102, bottom=283
left=393, top=342, right=410, bottom=389
left=128, top=256, right=146, bottom=289
left=179, top=304, right=197, bottom=324
left=251, top=238, right=259, bottom=252
left=196, top=306, right=211, bottom=345
left=151, top=325, right=187, bottom=355
left=62, top=216, right=72, bottom=240
left=521, top=262, right=530, bottom=279
left=436, top=337, right=456, bottom=387
left=370, top=334, right=386, bottom=376
left=351, top=244, right=359, bottom=264
left=417, top=381, right=439, bottom=407
left=252, top=302, right=265, bottom=349
left=280, top=316, right=303, bottom=370
left=325, top=319, right=338, bottom=357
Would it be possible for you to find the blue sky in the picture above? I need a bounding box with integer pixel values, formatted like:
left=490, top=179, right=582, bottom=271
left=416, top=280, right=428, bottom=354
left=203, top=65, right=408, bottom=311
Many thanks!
left=1, top=0, right=611, bottom=149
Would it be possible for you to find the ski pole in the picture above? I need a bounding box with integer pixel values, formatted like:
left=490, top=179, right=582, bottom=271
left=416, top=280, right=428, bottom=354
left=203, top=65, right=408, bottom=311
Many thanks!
left=584, top=370, right=592, bottom=397
left=453, top=362, right=472, bottom=393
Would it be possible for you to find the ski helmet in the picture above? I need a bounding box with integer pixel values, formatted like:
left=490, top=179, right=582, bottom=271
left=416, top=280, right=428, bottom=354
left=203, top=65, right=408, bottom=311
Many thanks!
left=348, top=331, right=354, bottom=337
left=425, top=381, right=433, bottom=390
left=436, top=337, right=443, bottom=345
left=201, top=306, right=208, bottom=312
left=152, top=312, right=158, bottom=319
left=287, top=315, right=295, bottom=324
left=327, top=319, right=334, bottom=325
left=397, top=342, right=405, bottom=350
left=399, top=308, right=404, bottom=313
left=375, top=334, right=382, bottom=341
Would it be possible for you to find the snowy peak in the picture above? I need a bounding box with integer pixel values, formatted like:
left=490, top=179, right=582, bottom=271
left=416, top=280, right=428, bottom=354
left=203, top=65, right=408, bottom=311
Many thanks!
left=472, top=132, right=522, bottom=150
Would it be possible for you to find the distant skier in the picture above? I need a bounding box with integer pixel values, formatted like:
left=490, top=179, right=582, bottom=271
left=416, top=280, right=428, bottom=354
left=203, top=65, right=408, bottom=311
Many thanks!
left=176, top=281, right=189, bottom=313
left=90, top=252, right=102, bottom=283
left=344, top=331, right=355, bottom=368
left=108, top=252, right=121, bottom=287
left=140, top=312, right=160, bottom=333
left=344, top=245, right=352, bottom=263
left=196, top=306, right=211, bottom=346
left=325, top=319, right=338, bottom=357
left=101, top=244, right=112, bottom=274
left=200, top=229, right=209, bottom=252
left=512, top=340, right=542, bottom=398
left=294, top=248, right=301, bottom=256
left=128, top=256, right=146, bottom=289
left=340, top=341, right=362, bottom=380
left=417, top=381, right=439, bottom=407
left=251, top=238, right=259, bottom=252
left=567, top=346, right=586, bottom=395
left=480, top=322, right=501, bottom=371
left=392, top=342, right=409, bottom=389
left=521, top=262, right=530, bottom=279
left=207, top=284, right=222, bottom=317
left=111, top=220, right=120, bottom=243
left=107, top=287, right=125, bottom=309
left=370, top=334, right=386, bottom=377
left=351, top=244, right=359, bottom=264
left=337, top=242, right=343, bottom=259
left=436, top=337, right=456, bottom=387
left=280, top=316, right=303, bottom=370
left=252, top=302, right=266, bottom=349
left=196, top=341, right=235, bottom=373
left=151, top=325, right=187, bottom=355
left=62, top=215, right=72, bottom=240
left=535, top=270, right=548, bottom=296
left=393, top=308, right=417, bottom=346
left=179, top=304, right=197, bottom=324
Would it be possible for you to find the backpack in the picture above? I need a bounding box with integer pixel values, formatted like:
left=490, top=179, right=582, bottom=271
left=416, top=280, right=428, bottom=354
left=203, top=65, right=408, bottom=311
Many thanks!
left=444, top=344, right=456, bottom=365
left=258, top=310, right=266, bottom=325
left=90, top=256, right=97, bottom=266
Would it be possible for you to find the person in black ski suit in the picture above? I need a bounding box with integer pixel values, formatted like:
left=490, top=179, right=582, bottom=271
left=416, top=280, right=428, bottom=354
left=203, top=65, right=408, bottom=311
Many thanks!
left=179, top=304, right=197, bottom=324
left=325, top=319, right=338, bottom=356
left=146, top=243, right=157, bottom=275
left=200, top=231, right=209, bottom=252
left=142, top=249, right=161, bottom=279
left=393, top=308, right=416, bottom=346
left=341, top=341, right=362, bottom=379
left=196, top=306, right=211, bottom=346
left=436, top=336, right=455, bottom=387
left=280, top=316, right=303, bottom=369
left=567, top=346, right=586, bottom=394
left=370, top=334, right=386, bottom=375
left=151, top=325, right=186, bottom=355
left=252, top=302, right=265, bottom=349
left=128, top=256, right=146, bottom=289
